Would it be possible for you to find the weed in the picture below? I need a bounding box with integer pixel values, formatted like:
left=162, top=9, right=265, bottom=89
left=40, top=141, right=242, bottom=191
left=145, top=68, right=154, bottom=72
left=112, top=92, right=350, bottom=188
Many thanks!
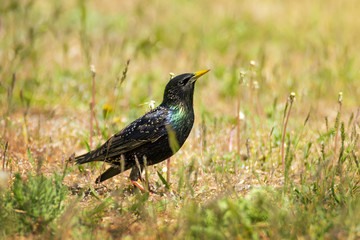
left=0, top=172, right=68, bottom=235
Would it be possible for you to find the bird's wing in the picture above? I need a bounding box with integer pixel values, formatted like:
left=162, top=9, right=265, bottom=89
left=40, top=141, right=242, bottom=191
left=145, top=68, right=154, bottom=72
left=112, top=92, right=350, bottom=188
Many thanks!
left=95, top=167, right=121, bottom=183
left=89, top=107, right=170, bottom=161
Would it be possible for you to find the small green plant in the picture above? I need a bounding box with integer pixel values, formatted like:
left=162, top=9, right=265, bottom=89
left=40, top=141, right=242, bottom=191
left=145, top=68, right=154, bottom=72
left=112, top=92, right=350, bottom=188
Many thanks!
left=0, top=172, right=68, bottom=235
left=183, top=188, right=272, bottom=239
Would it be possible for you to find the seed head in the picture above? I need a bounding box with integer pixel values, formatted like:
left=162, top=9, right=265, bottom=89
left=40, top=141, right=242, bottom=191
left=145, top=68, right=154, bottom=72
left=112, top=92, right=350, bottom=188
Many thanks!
left=289, top=92, right=296, bottom=103
left=140, top=100, right=156, bottom=110
left=338, top=92, right=343, bottom=104
left=239, top=111, right=245, bottom=120
left=90, top=65, right=96, bottom=74
left=239, top=71, right=246, bottom=84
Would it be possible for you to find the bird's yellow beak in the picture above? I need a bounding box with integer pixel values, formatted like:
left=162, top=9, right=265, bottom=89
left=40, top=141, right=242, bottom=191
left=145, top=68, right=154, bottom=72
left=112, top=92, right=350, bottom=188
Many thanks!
left=193, top=69, right=210, bottom=79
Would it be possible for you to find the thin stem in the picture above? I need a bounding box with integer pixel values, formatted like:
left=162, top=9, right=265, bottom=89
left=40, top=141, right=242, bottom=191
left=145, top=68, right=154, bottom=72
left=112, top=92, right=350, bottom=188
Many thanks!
left=229, top=127, right=234, bottom=152
left=4, top=73, right=16, bottom=137
left=2, top=141, right=8, bottom=170
left=144, top=156, right=149, bottom=192
left=112, top=59, right=130, bottom=133
left=334, top=93, right=343, bottom=160
left=353, top=107, right=360, bottom=129
left=254, top=85, right=264, bottom=134
left=93, top=110, right=101, bottom=136
left=167, top=158, right=171, bottom=184
left=90, top=66, right=96, bottom=149
left=236, top=72, right=245, bottom=176
left=249, top=68, right=256, bottom=138
left=236, top=79, right=241, bottom=156
left=281, top=93, right=295, bottom=171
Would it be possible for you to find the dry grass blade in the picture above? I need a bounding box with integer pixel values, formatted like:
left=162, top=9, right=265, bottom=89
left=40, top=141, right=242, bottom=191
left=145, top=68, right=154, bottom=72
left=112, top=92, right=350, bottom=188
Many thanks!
left=90, top=65, right=96, bottom=149
left=281, top=92, right=295, bottom=171
left=2, top=141, right=8, bottom=170
left=334, top=92, right=343, bottom=161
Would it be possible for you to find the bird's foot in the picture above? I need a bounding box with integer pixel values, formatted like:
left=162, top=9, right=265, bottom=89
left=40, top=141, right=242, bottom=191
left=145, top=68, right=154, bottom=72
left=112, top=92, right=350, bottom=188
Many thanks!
left=131, top=181, right=156, bottom=194
left=131, top=180, right=145, bottom=192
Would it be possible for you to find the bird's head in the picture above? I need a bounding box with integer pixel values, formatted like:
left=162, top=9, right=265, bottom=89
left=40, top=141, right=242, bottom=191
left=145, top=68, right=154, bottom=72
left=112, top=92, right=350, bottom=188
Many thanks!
left=161, top=69, right=210, bottom=108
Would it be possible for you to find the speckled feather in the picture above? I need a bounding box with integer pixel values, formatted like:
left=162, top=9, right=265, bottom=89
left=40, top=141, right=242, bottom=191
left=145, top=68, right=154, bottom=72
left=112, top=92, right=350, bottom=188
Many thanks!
left=74, top=71, right=207, bottom=183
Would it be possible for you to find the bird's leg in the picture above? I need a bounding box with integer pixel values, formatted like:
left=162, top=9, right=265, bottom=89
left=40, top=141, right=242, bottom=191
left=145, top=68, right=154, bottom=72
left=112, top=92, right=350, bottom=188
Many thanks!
left=129, top=166, right=155, bottom=193
left=129, top=166, right=146, bottom=192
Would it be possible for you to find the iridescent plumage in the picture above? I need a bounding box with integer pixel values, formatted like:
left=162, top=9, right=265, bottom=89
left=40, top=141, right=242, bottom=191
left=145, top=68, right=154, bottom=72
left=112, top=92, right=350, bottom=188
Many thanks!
left=74, top=70, right=210, bottom=183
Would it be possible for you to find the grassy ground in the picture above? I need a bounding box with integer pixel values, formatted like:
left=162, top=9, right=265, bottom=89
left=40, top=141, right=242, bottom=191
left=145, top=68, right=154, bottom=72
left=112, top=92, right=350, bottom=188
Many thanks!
left=1, top=0, right=360, bottom=239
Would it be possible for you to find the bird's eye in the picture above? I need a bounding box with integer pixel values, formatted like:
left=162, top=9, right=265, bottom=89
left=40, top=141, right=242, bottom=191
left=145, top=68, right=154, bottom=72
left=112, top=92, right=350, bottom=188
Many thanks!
left=178, top=78, right=190, bottom=86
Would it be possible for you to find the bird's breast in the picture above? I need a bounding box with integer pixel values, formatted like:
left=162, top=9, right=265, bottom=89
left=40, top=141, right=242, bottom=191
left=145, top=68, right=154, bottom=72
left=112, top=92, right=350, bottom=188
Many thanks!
left=168, top=108, right=194, bottom=146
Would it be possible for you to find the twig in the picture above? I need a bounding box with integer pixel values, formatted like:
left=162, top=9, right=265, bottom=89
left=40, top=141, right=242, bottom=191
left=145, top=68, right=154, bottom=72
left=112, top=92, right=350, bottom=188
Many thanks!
left=14, top=209, right=26, bottom=214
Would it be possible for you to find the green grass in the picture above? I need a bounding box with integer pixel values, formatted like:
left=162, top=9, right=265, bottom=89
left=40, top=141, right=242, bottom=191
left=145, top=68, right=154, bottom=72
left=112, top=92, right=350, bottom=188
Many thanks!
left=1, top=0, right=360, bottom=239
left=0, top=171, right=68, bottom=235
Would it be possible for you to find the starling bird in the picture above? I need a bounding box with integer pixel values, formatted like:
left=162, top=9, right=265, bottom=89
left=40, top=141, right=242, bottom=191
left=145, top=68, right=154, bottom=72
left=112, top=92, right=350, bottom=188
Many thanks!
left=74, top=69, right=210, bottom=190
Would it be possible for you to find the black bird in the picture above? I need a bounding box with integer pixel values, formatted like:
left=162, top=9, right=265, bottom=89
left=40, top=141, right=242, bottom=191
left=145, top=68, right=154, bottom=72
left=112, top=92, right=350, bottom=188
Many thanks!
left=74, top=70, right=210, bottom=190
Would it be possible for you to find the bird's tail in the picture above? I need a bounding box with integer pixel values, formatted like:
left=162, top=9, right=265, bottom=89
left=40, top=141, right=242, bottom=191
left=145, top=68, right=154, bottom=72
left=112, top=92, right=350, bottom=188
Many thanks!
left=68, top=152, right=94, bottom=165
left=74, top=152, right=92, bottom=164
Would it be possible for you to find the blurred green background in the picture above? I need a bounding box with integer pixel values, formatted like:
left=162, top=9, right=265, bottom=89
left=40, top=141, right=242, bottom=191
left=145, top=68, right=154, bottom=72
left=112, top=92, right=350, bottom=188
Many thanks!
left=1, top=0, right=359, bottom=118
